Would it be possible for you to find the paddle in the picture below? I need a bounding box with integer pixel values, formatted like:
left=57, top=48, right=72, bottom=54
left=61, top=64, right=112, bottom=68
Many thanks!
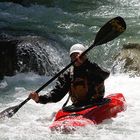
left=0, top=16, right=126, bottom=119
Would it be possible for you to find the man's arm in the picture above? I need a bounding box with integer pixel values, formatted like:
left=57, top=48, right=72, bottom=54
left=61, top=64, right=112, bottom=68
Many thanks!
left=91, top=62, right=110, bottom=81
left=30, top=71, right=71, bottom=104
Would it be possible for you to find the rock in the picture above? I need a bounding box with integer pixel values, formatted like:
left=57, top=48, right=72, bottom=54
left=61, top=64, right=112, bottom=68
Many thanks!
left=0, top=39, right=18, bottom=79
left=0, top=35, right=64, bottom=80
left=112, top=43, right=140, bottom=76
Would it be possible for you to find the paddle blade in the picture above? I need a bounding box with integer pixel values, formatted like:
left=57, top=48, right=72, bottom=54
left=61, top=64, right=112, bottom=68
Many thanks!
left=0, top=97, right=30, bottom=119
left=94, top=16, right=126, bottom=46
left=0, top=105, right=19, bottom=119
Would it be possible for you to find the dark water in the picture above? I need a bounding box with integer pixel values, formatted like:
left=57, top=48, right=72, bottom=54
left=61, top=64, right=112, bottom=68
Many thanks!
left=1, top=0, right=139, bottom=70
left=1, top=0, right=140, bottom=72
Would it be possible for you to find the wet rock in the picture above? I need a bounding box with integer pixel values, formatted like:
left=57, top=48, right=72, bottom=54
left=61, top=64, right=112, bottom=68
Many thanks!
left=0, top=39, right=18, bottom=80
left=112, top=43, right=140, bottom=76
left=0, top=35, right=64, bottom=80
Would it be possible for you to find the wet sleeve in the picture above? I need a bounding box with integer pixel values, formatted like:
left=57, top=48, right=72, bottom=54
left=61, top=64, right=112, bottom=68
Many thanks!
left=37, top=71, right=71, bottom=104
left=91, top=63, right=110, bottom=82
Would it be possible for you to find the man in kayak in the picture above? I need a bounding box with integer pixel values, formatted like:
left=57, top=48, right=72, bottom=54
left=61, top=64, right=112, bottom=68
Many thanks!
left=29, top=44, right=110, bottom=107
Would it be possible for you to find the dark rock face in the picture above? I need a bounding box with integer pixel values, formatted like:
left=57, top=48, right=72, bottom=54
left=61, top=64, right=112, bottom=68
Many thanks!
left=112, top=43, right=140, bottom=76
left=0, top=35, right=64, bottom=80
left=0, top=40, right=18, bottom=79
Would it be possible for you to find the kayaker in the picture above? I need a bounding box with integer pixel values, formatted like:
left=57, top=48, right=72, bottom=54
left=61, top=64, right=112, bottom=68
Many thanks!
left=29, top=44, right=110, bottom=107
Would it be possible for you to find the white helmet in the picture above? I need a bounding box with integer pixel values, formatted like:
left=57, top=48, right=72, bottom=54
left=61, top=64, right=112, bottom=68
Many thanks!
left=69, top=44, right=86, bottom=56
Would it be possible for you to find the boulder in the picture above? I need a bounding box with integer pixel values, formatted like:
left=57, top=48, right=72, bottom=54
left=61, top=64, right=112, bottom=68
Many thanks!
left=112, top=43, right=140, bottom=76
left=0, top=35, right=64, bottom=80
left=0, top=39, right=18, bottom=80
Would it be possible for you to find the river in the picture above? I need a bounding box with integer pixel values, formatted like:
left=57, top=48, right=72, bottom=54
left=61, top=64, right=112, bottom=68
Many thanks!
left=0, top=0, right=140, bottom=139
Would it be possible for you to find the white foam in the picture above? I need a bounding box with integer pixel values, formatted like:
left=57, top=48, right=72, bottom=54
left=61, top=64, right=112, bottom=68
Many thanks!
left=0, top=74, right=140, bottom=139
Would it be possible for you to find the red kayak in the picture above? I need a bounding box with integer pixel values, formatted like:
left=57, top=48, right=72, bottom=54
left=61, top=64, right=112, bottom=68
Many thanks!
left=50, top=93, right=126, bottom=133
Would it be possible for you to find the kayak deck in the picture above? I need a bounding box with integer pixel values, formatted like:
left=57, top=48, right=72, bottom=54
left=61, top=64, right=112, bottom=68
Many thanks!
left=50, top=93, right=126, bottom=133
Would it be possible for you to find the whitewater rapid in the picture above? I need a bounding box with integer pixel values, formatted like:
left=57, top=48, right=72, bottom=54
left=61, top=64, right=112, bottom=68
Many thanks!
left=0, top=0, right=140, bottom=139
left=0, top=74, right=140, bottom=140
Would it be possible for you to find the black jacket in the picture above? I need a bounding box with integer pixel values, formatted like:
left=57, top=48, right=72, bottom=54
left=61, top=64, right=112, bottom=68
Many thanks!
left=37, top=60, right=110, bottom=104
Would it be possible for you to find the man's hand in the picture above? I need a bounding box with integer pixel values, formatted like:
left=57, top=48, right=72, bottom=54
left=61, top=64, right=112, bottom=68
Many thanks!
left=29, top=92, right=39, bottom=103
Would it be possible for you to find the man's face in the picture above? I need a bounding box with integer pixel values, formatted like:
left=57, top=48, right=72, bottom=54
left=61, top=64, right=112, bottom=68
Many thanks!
left=70, top=52, right=86, bottom=67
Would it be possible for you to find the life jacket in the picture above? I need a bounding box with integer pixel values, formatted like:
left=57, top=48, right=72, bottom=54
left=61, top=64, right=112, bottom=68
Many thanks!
left=92, top=82, right=105, bottom=100
left=69, top=66, right=88, bottom=104
left=69, top=66, right=105, bottom=104
left=70, top=77, right=89, bottom=104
